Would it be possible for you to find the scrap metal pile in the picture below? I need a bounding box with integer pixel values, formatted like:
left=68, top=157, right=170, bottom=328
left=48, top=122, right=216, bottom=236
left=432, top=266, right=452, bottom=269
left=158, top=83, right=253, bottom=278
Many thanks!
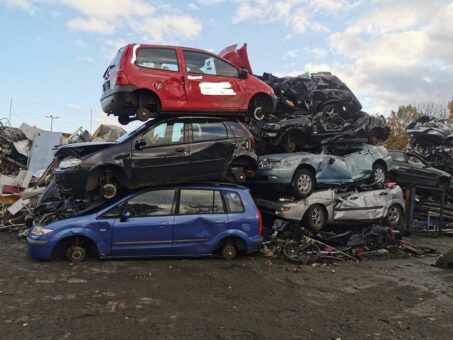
left=0, top=123, right=126, bottom=232
left=407, top=115, right=453, bottom=174
left=248, top=72, right=390, bottom=154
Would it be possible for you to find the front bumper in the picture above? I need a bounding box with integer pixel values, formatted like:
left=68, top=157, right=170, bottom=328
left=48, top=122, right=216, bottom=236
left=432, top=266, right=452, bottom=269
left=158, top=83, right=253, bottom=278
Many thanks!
left=100, top=85, right=137, bottom=115
left=27, top=235, right=53, bottom=260
left=54, top=166, right=91, bottom=197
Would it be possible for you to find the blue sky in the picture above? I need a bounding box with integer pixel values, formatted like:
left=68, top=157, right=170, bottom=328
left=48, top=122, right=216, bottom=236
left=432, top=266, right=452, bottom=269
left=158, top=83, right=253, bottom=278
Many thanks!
left=0, top=0, right=452, bottom=133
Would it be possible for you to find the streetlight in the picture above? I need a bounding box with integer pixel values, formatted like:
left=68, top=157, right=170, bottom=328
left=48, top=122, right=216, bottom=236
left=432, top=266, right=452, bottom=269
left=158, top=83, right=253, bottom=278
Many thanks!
left=45, top=114, right=59, bottom=131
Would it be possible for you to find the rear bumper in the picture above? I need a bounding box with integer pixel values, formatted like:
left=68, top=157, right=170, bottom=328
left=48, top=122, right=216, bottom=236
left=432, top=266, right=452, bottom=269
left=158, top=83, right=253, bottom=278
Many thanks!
left=247, top=235, right=263, bottom=253
left=101, top=85, right=137, bottom=115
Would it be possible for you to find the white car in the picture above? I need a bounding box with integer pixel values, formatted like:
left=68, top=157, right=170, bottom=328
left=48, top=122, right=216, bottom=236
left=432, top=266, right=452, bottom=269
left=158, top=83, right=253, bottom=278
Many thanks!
left=256, top=184, right=404, bottom=231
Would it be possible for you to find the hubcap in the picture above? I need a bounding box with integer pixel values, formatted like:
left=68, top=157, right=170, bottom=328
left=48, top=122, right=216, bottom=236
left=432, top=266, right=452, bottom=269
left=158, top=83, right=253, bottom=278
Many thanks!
left=388, top=207, right=399, bottom=223
left=253, top=107, right=265, bottom=121
left=311, top=207, right=323, bottom=228
left=297, top=174, right=312, bottom=194
left=72, top=250, right=83, bottom=261
left=374, top=168, right=385, bottom=183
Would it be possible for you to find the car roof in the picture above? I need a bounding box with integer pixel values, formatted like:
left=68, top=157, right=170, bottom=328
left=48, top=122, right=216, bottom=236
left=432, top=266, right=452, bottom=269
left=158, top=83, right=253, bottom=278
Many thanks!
left=126, top=43, right=220, bottom=56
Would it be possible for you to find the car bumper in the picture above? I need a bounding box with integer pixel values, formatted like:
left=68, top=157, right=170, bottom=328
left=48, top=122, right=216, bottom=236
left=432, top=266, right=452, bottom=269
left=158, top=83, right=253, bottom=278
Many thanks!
left=54, top=166, right=91, bottom=197
left=248, top=167, right=295, bottom=185
left=27, top=236, right=52, bottom=260
left=101, top=85, right=137, bottom=115
left=247, top=235, right=263, bottom=253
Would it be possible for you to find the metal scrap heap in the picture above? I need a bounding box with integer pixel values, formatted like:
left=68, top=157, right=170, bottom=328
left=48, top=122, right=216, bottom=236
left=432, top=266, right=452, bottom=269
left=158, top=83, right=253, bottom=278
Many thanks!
left=407, top=115, right=453, bottom=174
left=248, top=72, right=389, bottom=154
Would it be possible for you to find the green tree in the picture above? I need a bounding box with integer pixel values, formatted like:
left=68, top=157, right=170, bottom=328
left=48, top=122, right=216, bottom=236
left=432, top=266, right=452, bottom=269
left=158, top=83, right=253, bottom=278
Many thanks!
left=385, top=105, right=421, bottom=151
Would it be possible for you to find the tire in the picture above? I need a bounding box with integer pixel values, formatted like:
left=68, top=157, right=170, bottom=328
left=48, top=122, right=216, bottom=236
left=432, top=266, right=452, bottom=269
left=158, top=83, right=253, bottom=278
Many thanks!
left=386, top=204, right=402, bottom=227
left=249, top=96, right=271, bottom=121
left=291, top=169, right=315, bottom=198
left=370, top=163, right=386, bottom=184
left=221, top=244, right=237, bottom=260
left=283, top=241, right=320, bottom=265
left=304, top=204, right=327, bottom=231
left=66, top=246, right=86, bottom=263
left=118, top=115, right=131, bottom=125
left=319, top=103, right=343, bottom=116
left=136, top=107, right=152, bottom=121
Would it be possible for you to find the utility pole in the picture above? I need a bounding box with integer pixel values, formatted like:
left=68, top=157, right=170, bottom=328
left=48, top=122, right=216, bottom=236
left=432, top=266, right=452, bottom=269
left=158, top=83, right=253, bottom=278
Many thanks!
left=9, top=98, right=12, bottom=125
left=90, top=108, right=93, bottom=134
left=45, top=114, right=59, bottom=131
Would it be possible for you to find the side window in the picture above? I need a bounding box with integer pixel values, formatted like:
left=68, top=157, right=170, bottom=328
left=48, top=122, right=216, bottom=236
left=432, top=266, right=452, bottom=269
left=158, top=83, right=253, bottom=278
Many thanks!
left=179, top=189, right=225, bottom=215
left=407, top=155, right=425, bottom=167
left=390, top=152, right=406, bottom=162
left=223, top=191, right=245, bottom=213
left=183, top=51, right=238, bottom=78
left=192, top=120, right=227, bottom=142
left=135, top=48, right=179, bottom=72
left=127, top=189, right=175, bottom=217
left=142, top=121, right=185, bottom=146
left=100, top=203, right=124, bottom=218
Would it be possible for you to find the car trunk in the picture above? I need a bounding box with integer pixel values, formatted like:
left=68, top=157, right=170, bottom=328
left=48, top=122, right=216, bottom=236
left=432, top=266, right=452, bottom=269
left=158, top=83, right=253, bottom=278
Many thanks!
left=218, top=43, right=253, bottom=75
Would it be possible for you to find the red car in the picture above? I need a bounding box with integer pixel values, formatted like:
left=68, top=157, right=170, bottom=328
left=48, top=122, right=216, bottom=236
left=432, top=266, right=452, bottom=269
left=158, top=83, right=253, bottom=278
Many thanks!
left=101, top=43, right=276, bottom=124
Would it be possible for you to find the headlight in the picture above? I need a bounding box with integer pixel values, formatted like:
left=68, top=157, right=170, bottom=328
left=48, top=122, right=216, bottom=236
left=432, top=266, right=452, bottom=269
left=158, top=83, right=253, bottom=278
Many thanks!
left=30, top=226, right=53, bottom=236
left=258, top=159, right=280, bottom=169
left=259, top=158, right=299, bottom=169
left=59, top=157, right=82, bottom=169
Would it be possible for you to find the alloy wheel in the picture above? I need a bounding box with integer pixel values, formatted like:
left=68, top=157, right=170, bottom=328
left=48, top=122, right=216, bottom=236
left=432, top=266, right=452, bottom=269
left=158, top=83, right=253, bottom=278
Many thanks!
left=297, top=174, right=312, bottom=194
left=374, top=168, right=385, bottom=183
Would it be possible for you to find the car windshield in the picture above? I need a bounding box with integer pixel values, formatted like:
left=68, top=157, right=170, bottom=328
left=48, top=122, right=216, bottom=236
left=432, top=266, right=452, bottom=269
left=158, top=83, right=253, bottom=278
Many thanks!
left=115, top=121, right=153, bottom=143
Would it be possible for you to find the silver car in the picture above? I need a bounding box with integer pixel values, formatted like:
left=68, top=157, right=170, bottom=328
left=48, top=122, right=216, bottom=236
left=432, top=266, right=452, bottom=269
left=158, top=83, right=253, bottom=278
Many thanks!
left=256, top=184, right=404, bottom=231
left=250, top=143, right=392, bottom=199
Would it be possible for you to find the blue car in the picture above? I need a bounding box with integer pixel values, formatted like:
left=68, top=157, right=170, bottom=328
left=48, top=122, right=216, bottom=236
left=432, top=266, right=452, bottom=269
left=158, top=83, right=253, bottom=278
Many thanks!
left=27, top=184, right=263, bottom=262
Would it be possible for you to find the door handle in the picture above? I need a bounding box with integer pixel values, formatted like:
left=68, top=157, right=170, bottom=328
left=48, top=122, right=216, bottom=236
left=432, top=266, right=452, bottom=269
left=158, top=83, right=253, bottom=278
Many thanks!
left=175, top=147, right=185, bottom=152
left=379, top=192, right=388, bottom=196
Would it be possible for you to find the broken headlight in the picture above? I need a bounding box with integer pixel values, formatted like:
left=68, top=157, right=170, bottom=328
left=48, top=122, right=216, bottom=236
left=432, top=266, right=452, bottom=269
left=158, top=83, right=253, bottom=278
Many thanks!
left=30, top=226, right=53, bottom=236
left=59, top=157, right=82, bottom=169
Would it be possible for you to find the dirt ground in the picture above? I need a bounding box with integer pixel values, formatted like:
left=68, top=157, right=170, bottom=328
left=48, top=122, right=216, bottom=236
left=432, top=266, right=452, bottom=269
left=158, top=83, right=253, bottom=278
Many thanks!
left=0, top=232, right=452, bottom=340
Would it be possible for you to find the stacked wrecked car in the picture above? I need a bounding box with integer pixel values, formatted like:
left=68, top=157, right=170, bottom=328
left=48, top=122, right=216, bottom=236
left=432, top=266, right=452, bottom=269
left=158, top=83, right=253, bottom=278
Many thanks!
left=2, top=42, right=432, bottom=264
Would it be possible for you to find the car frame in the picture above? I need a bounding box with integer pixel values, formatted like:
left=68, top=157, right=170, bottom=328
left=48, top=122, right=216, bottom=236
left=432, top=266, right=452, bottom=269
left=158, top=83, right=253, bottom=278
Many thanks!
left=101, top=43, right=277, bottom=124
left=27, top=184, right=263, bottom=262
left=53, top=115, right=258, bottom=200
left=250, top=143, right=392, bottom=198
left=256, top=184, right=405, bottom=231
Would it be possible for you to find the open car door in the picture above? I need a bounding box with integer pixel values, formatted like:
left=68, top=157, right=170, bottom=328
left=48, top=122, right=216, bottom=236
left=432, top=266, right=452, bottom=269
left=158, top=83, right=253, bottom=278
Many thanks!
left=218, top=43, right=253, bottom=75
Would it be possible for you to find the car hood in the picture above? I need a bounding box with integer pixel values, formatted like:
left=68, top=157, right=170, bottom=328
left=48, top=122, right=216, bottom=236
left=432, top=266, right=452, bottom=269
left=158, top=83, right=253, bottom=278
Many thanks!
left=259, top=152, right=312, bottom=162
left=424, top=166, right=451, bottom=178
left=218, top=43, right=253, bottom=75
left=55, top=142, right=116, bottom=159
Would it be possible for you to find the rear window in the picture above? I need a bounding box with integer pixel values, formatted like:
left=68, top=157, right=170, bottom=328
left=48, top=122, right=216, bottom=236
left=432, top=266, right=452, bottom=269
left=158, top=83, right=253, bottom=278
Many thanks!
left=135, top=48, right=179, bottom=72
left=192, top=120, right=228, bottom=142
left=179, top=189, right=225, bottom=215
left=223, top=191, right=245, bottom=213
left=109, top=47, right=125, bottom=67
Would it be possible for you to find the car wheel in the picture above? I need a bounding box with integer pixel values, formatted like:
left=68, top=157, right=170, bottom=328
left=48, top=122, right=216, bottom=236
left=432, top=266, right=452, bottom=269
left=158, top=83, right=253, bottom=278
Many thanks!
left=386, top=204, right=402, bottom=227
left=371, top=163, right=386, bottom=184
left=136, top=107, right=152, bottom=121
left=118, top=115, right=131, bottom=125
left=304, top=204, right=327, bottom=231
left=249, top=96, right=270, bottom=121
left=66, top=246, right=86, bottom=263
left=221, top=244, right=237, bottom=260
left=292, top=169, right=315, bottom=198
left=283, top=241, right=321, bottom=265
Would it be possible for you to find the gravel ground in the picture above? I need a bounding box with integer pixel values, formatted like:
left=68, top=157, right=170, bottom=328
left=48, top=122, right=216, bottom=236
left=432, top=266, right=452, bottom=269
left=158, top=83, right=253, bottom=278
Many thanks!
left=0, top=232, right=452, bottom=340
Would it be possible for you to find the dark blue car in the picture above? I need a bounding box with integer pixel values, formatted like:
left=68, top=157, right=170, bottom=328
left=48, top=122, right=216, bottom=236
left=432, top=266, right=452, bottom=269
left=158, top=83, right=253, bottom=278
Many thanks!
left=27, top=184, right=263, bottom=262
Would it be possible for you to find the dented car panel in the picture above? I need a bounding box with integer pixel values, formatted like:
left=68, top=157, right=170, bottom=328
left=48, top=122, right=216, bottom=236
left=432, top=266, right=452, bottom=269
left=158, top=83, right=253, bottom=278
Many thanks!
left=256, top=185, right=404, bottom=226
left=250, top=143, right=391, bottom=187
left=54, top=116, right=257, bottom=198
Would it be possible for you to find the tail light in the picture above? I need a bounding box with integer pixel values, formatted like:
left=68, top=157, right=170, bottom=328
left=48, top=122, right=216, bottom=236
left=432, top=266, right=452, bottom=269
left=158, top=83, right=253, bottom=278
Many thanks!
left=238, top=121, right=256, bottom=149
left=116, top=71, right=130, bottom=85
left=257, top=208, right=263, bottom=235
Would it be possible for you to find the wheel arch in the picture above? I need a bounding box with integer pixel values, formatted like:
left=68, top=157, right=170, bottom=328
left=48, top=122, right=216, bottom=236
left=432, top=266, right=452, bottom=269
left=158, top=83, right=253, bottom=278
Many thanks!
left=248, top=92, right=274, bottom=111
left=51, top=234, right=99, bottom=260
left=214, top=235, right=248, bottom=254
left=229, top=155, right=258, bottom=173
left=86, top=164, right=130, bottom=192
left=293, top=164, right=317, bottom=183
left=372, top=159, right=388, bottom=172
left=302, top=203, right=329, bottom=230
left=132, top=88, right=162, bottom=110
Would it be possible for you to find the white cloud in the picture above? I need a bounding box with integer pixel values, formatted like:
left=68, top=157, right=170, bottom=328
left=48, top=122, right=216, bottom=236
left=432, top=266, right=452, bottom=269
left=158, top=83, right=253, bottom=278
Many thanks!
left=73, top=38, right=86, bottom=48
left=287, top=49, right=298, bottom=58
left=77, top=56, right=95, bottom=63
left=66, top=103, right=85, bottom=112
left=304, top=47, right=328, bottom=57
left=187, top=3, right=200, bottom=11
left=3, top=0, right=38, bottom=14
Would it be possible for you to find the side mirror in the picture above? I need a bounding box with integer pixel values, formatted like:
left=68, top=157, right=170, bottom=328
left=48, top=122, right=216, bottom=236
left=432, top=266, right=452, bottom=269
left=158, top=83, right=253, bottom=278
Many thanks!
left=135, top=138, right=146, bottom=150
left=119, top=210, right=131, bottom=222
left=328, top=157, right=336, bottom=165
left=238, top=68, right=249, bottom=79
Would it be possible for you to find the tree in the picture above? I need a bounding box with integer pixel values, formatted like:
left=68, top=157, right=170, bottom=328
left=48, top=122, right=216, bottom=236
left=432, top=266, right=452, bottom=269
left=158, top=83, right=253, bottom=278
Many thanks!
left=415, top=100, right=447, bottom=118
left=385, top=105, right=421, bottom=151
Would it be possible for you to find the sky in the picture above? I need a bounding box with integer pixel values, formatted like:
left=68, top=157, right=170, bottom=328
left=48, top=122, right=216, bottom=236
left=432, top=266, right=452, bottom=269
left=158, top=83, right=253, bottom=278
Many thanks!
left=0, top=0, right=452, bottom=133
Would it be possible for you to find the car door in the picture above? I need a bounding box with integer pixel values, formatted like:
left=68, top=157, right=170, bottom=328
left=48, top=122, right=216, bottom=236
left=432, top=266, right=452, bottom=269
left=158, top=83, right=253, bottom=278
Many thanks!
left=131, top=118, right=190, bottom=186
left=333, top=189, right=386, bottom=222
left=132, top=47, right=187, bottom=109
left=406, top=154, right=434, bottom=184
left=189, top=118, right=235, bottom=179
left=111, top=189, right=176, bottom=257
left=182, top=50, right=247, bottom=110
left=172, top=189, right=229, bottom=255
